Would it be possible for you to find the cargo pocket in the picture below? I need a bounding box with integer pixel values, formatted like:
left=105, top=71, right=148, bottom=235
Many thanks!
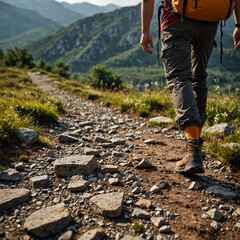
left=160, top=40, right=174, bottom=59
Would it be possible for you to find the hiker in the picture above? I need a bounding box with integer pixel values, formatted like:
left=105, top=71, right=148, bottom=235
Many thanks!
left=140, top=0, right=240, bottom=173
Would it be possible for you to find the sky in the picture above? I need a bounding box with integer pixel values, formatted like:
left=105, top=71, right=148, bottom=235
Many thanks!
left=56, top=0, right=141, bottom=7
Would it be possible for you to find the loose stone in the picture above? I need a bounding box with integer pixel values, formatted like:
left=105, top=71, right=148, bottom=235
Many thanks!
left=24, top=203, right=71, bottom=237
left=112, top=151, right=124, bottom=157
left=68, top=175, right=89, bottom=192
left=101, top=165, right=119, bottom=173
left=151, top=217, right=167, bottom=228
left=188, top=181, right=202, bottom=190
left=0, top=188, right=31, bottom=212
left=58, top=133, right=79, bottom=143
left=0, top=169, right=21, bottom=181
left=144, top=139, right=156, bottom=144
left=89, top=192, right=124, bottom=217
left=30, top=175, right=50, bottom=188
left=15, top=162, right=25, bottom=171
left=58, top=230, right=73, bottom=240
left=18, top=128, right=39, bottom=144
left=136, top=158, right=154, bottom=168
left=206, top=209, right=223, bottom=221
left=131, top=208, right=151, bottom=219
left=111, top=138, right=126, bottom=145
left=206, top=186, right=237, bottom=200
left=78, top=228, right=105, bottom=240
left=135, top=199, right=152, bottom=209
left=54, top=155, right=98, bottom=177
left=210, top=221, right=221, bottom=230
left=83, top=148, right=100, bottom=156
left=159, top=225, right=171, bottom=233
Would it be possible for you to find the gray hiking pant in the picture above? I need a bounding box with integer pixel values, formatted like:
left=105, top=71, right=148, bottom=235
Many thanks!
left=161, top=19, right=218, bottom=130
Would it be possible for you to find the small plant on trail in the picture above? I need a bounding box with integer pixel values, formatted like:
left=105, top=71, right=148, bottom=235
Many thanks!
left=132, top=222, right=146, bottom=235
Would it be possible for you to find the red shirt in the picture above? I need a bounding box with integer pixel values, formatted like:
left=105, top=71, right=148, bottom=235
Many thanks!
left=161, top=0, right=181, bottom=31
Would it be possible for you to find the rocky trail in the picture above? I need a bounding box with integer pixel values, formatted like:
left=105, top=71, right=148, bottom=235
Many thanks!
left=0, top=72, right=240, bottom=240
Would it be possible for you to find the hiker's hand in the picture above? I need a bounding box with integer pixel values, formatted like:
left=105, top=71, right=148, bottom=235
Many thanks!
left=140, top=32, right=154, bottom=54
left=233, top=27, right=240, bottom=50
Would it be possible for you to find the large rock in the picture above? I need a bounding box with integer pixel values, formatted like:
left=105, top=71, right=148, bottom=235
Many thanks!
left=18, top=128, right=39, bottom=144
left=149, top=116, right=173, bottom=124
left=205, top=123, right=235, bottom=136
left=78, top=228, right=105, bottom=240
left=0, top=169, right=21, bottom=181
left=206, top=186, right=237, bottom=200
left=89, top=192, right=124, bottom=217
left=54, top=155, right=98, bottom=177
left=24, top=203, right=71, bottom=237
left=67, top=175, right=89, bottom=192
left=0, top=188, right=31, bottom=212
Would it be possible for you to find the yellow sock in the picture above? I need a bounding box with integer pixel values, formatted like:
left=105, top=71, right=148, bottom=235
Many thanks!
left=185, top=126, right=199, bottom=139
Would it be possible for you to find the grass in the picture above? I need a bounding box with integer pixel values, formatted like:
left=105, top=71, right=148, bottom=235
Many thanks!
left=132, top=222, right=146, bottom=235
left=0, top=67, right=65, bottom=144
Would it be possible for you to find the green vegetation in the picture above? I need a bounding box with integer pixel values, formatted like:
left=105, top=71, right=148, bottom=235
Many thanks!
left=132, top=222, right=146, bottom=235
left=18, top=155, right=29, bottom=163
left=0, top=67, right=64, bottom=144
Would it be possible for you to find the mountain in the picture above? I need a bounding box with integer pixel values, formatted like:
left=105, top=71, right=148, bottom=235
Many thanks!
left=0, top=1, right=57, bottom=41
left=0, top=23, right=62, bottom=51
left=26, top=3, right=240, bottom=88
left=1, top=0, right=85, bottom=24
left=61, top=1, right=120, bottom=17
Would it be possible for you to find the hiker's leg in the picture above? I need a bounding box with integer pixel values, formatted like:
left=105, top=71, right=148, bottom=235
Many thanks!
left=161, top=20, right=201, bottom=131
left=191, top=21, right=219, bottom=135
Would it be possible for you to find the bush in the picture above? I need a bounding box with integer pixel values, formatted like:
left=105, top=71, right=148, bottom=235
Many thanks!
left=54, top=60, right=70, bottom=78
left=3, top=47, right=35, bottom=69
left=88, top=65, right=122, bottom=90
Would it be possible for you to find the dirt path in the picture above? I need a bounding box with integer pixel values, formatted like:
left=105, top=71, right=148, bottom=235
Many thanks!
left=1, top=72, right=239, bottom=240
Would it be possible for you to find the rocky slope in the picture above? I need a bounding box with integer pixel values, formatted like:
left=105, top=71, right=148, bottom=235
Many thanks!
left=0, top=72, right=239, bottom=240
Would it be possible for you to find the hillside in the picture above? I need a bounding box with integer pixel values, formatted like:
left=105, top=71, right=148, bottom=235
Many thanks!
left=0, top=1, right=57, bottom=40
left=62, top=1, right=120, bottom=17
left=1, top=0, right=84, bottom=24
left=26, top=3, right=240, bottom=88
left=0, top=24, right=62, bottom=51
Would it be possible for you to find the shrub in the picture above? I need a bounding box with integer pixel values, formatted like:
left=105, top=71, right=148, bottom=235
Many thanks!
left=54, top=60, right=70, bottom=78
left=132, top=222, right=146, bottom=235
left=88, top=65, right=122, bottom=90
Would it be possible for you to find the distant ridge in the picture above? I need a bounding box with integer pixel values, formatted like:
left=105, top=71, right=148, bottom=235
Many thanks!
left=0, top=0, right=85, bottom=24
left=0, top=1, right=57, bottom=40
left=61, top=1, right=120, bottom=17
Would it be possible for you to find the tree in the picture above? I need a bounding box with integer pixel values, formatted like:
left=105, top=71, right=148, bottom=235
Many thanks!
left=88, top=65, right=122, bottom=90
left=44, top=62, right=52, bottom=72
left=3, top=47, right=35, bottom=69
left=54, top=60, right=70, bottom=78
left=36, top=58, right=45, bottom=69
left=0, top=49, right=4, bottom=60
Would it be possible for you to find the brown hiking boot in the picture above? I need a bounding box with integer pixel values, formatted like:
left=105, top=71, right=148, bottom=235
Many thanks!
left=175, top=138, right=204, bottom=174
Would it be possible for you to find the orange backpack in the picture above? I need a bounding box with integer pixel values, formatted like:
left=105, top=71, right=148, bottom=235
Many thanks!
left=171, top=0, right=235, bottom=22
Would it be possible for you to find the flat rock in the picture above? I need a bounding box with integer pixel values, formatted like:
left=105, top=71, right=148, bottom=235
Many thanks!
left=0, top=188, right=31, bottom=212
left=121, top=235, right=142, bottom=240
left=101, top=165, right=119, bottom=173
left=159, top=225, right=171, bottom=233
left=24, top=203, right=71, bottom=237
left=144, top=139, right=156, bottom=144
left=135, top=199, right=152, bottom=209
left=18, top=127, right=39, bottom=144
left=111, top=138, right=126, bottom=145
left=79, top=121, right=94, bottom=127
left=205, top=123, right=235, bottom=136
left=149, top=116, right=173, bottom=124
left=112, top=151, right=123, bottom=157
left=121, top=236, right=142, bottom=240
left=131, top=208, right=151, bottom=219
left=94, top=136, right=110, bottom=143
left=68, top=175, right=89, bottom=192
left=206, top=208, right=223, bottom=221
left=188, top=181, right=202, bottom=190
left=108, top=178, right=120, bottom=185
left=83, top=148, right=100, bottom=156
left=89, top=192, right=124, bottom=217
left=0, top=168, right=21, bottom=181
left=151, top=217, right=167, bottom=227
left=54, top=155, right=98, bottom=177
left=206, top=186, right=236, bottom=199
left=78, top=228, right=105, bottom=240
left=58, top=133, right=79, bottom=143
left=30, top=175, right=50, bottom=188
left=58, top=230, right=73, bottom=240
left=136, top=158, right=154, bottom=168
left=98, top=143, right=116, bottom=148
